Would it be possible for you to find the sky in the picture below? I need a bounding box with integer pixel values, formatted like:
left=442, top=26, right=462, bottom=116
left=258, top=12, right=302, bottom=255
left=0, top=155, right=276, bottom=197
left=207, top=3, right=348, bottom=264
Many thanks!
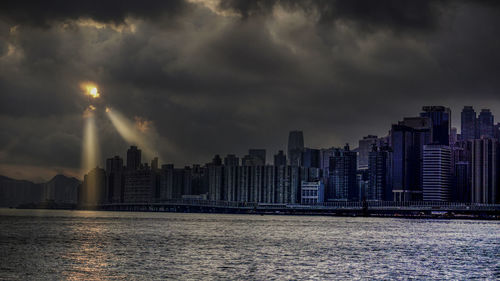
left=1, top=0, right=500, bottom=182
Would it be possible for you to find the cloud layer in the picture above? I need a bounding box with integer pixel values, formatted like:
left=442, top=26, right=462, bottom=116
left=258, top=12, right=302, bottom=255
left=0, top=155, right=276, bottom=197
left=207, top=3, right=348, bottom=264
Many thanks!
left=1, top=0, right=500, bottom=181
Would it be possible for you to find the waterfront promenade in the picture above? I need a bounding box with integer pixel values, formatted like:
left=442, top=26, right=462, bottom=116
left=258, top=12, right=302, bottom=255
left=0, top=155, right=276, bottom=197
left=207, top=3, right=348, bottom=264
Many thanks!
left=95, top=200, right=500, bottom=218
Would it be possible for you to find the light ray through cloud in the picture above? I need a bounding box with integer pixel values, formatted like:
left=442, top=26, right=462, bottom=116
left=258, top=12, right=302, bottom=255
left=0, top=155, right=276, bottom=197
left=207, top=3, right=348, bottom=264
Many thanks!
left=105, top=107, right=158, bottom=161
left=81, top=109, right=100, bottom=175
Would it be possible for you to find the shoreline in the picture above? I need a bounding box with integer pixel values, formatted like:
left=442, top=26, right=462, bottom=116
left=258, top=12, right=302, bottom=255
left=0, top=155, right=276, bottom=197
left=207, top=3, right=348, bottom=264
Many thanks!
left=6, top=205, right=500, bottom=220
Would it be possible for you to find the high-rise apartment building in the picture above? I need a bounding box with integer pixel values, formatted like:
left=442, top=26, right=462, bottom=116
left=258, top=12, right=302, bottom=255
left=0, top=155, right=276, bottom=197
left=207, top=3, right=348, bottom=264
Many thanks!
left=470, top=138, right=498, bottom=203
left=477, top=109, right=494, bottom=138
left=461, top=106, right=476, bottom=141
left=126, top=146, right=141, bottom=170
left=288, top=131, right=304, bottom=166
left=391, top=118, right=432, bottom=201
left=422, top=145, right=452, bottom=201
left=358, top=135, right=378, bottom=169
left=368, top=145, right=392, bottom=201
left=420, top=106, right=451, bottom=145
left=105, top=156, right=124, bottom=203
left=328, top=144, right=358, bottom=201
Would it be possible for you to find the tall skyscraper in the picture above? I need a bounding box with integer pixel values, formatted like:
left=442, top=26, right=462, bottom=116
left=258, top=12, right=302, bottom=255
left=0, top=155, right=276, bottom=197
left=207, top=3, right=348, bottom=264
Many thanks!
left=368, top=145, right=392, bottom=201
left=470, top=138, right=498, bottom=203
left=422, top=145, right=452, bottom=201
left=191, top=165, right=207, bottom=195
left=208, top=162, right=223, bottom=201
left=273, top=150, right=287, bottom=166
left=151, top=157, right=159, bottom=171
left=263, top=165, right=276, bottom=203
left=391, top=122, right=430, bottom=202
left=328, top=144, right=358, bottom=201
left=224, top=164, right=238, bottom=201
left=126, top=146, right=141, bottom=170
left=477, top=109, right=494, bottom=138
left=287, top=131, right=304, bottom=166
left=420, top=106, right=451, bottom=145
left=461, top=106, right=476, bottom=141
left=105, top=156, right=124, bottom=203
left=358, top=135, right=378, bottom=169
left=391, top=118, right=432, bottom=201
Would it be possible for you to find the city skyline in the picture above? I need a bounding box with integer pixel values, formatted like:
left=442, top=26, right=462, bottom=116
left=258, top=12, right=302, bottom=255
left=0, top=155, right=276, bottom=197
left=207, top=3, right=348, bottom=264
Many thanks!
left=70, top=102, right=499, bottom=206
left=2, top=103, right=500, bottom=183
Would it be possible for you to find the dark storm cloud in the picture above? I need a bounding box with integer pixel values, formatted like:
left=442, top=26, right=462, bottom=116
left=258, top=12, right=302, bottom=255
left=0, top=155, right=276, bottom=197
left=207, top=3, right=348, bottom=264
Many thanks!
left=0, top=0, right=188, bottom=26
left=1, top=0, right=500, bottom=181
left=218, top=0, right=447, bottom=32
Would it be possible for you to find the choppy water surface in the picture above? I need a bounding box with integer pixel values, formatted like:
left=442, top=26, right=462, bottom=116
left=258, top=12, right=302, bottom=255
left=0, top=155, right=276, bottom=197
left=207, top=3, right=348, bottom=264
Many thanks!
left=0, top=209, right=499, bottom=280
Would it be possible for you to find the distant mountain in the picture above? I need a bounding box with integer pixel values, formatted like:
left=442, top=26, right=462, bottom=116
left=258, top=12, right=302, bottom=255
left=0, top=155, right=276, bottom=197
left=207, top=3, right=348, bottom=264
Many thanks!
left=44, top=175, right=81, bottom=204
left=0, top=176, right=42, bottom=207
left=0, top=174, right=81, bottom=207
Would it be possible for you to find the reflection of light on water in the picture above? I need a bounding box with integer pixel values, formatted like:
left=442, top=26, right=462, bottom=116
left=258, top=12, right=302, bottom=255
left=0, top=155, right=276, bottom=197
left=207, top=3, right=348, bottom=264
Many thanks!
left=105, top=108, right=156, bottom=159
left=59, top=213, right=120, bottom=280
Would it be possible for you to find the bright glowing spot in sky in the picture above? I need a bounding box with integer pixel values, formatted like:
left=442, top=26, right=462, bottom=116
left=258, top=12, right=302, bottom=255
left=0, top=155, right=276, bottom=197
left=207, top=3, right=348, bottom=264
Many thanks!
left=90, top=87, right=99, bottom=98
left=80, top=82, right=100, bottom=99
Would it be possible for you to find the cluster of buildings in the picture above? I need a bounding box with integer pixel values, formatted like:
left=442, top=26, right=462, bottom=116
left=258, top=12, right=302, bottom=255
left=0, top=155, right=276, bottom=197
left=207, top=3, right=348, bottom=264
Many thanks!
left=80, top=106, right=500, bottom=206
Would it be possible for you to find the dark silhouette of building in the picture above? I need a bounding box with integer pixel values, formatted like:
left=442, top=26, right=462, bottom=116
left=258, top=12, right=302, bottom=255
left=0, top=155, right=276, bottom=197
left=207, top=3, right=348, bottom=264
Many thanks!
left=477, top=109, right=494, bottom=138
left=273, top=150, right=287, bottom=166
left=211, top=154, right=222, bottom=166
left=455, top=161, right=472, bottom=203
left=190, top=164, right=207, bottom=195
left=288, top=131, right=304, bottom=166
left=368, top=145, right=392, bottom=201
left=126, top=146, right=141, bottom=170
left=80, top=167, right=106, bottom=205
left=420, top=106, right=451, bottom=145
left=391, top=117, right=432, bottom=201
left=470, top=138, right=498, bottom=203
left=328, top=144, right=357, bottom=201
left=451, top=141, right=473, bottom=202
left=224, top=164, right=238, bottom=201
left=358, top=135, right=379, bottom=169
left=124, top=164, right=159, bottom=203
left=248, top=149, right=266, bottom=165
left=302, top=148, right=320, bottom=168
left=151, top=157, right=159, bottom=171
left=224, top=154, right=239, bottom=166
left=461, top=106, right=476, bottom=141
left=105, top=156, right=124, bottom=203
left=207, top=161, right=223, bottom=201
left=494, top=123, right=500, bottom=140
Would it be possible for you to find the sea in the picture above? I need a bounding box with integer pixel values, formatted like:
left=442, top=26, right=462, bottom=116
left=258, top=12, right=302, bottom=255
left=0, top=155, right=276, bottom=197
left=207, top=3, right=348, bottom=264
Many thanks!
left=0, top=209, right=498, bottom=280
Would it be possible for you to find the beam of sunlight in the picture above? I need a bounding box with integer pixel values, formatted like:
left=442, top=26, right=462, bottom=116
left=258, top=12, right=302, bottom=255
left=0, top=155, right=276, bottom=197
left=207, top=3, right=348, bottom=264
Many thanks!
left=105, top=107, right=157, bottom=160
left=82, top=108, right=100, bottom=175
